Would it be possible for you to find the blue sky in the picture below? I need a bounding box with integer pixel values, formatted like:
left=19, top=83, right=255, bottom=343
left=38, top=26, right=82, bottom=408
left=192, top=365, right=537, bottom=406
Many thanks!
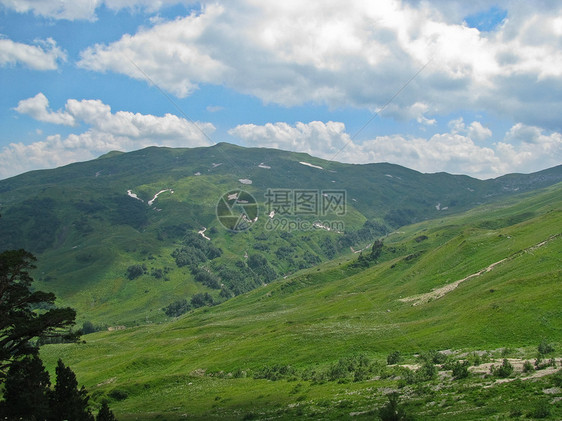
left=0, top=0, right=561, bottom=180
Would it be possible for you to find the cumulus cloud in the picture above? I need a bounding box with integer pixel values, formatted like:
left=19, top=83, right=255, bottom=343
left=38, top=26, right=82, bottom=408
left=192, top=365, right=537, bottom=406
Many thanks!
left=467, top=121, right=492, bottom=142
left=499, top=123, right=562, bottom=169
left=0, top=37, right=66, bottom=70
left=78, top=5, right=228, bottom=97
left=14, top=93, right=76, bottom=126
left=72, top=1, right=562, bottom=131
left=229, top=120, right=561, bottom=179
left=229, top=121, right=350, bottom=156
left=1, top=93, right=214, bottom=179
left=448, top=117, right=492, bottom=142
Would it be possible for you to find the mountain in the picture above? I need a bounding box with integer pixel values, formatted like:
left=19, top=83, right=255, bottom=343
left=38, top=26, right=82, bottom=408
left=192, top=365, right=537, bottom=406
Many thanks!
left=39, top=180, right=562, bottom=420
left=0, top=143, right=561, bottom=326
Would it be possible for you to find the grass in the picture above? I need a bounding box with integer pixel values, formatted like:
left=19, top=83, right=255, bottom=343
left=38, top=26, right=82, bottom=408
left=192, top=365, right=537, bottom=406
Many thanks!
left=39, top=181, right=562, bottom=419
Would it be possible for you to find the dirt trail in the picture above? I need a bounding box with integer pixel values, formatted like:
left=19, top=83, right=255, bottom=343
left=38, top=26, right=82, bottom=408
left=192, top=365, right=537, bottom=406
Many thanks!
left=399, top=234, right=560, bottom=306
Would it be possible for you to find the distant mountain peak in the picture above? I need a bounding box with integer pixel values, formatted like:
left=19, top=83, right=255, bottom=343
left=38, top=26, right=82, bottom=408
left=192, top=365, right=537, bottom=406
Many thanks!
left=97, top=150, right=125, bottom=159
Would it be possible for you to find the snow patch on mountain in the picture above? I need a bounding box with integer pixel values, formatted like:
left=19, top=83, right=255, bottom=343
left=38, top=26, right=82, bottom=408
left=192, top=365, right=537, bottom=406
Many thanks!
left=299, top=161, right=323, bottom=170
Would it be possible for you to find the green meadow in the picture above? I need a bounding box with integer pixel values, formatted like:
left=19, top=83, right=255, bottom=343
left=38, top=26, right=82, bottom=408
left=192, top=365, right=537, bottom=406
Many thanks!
left=39, top=181, right=562, bottom=419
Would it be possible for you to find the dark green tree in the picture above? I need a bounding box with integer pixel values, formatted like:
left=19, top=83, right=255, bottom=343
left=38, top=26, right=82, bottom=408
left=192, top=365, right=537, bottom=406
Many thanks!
left=96, top=400, right=117, bottom=421
left=0, top=249, right=77, bottom=378
left=379, top=392, right=408, bottom=421
left=370, top=239, right=384, bottom=260
left=538, top=339, right=555, bottom=355
left=49, top=359, right=94, bottom=421
left=0, top=353, right=51, bottom=420
left=353, top=252, right=370, bottom=268
left=247, top=254, right=277, bottom=282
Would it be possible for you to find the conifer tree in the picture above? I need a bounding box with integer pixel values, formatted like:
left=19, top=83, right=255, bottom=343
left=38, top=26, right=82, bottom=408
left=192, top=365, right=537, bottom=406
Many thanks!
left=49, top=359, right=94, bottom=421
left=97, top=400, right=117, bottom=421
left=0, top=353, right=51, bottom=420
left=0, top=249, right=77, bottom=378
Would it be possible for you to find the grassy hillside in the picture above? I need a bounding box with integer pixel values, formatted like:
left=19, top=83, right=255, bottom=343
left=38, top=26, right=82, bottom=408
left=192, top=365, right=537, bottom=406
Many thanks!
left=40, top=182, right=562, bottom=420
left=1, top=144, right=561, bottom=328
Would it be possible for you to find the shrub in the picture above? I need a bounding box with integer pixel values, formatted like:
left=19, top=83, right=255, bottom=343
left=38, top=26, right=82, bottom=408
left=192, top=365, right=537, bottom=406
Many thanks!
left=193, top=268, right=221, bottom=289
left=398, top=367, right=416, bottom=387
left=247, top=254, right=277, bottom=282
left=387, top=351, right=402, bottom=365
left=171, top=232, right=222, bottom=268
left=379, top=392, right=408, bottom=421
left=522, top=360, right=534, bottom=373
left=420, top=349, right=448, bottom=365
left=370, top=239, right=384, bottom=260
left=530, top=400, right=550, bottom=419
left=163, top=299, right=190, bottom=317
left=253, top=365, right=295, bottom=381
left=299, top=355, right=385, bottom=384
left=470, top=352, right=481, bottom=366
left=492, top=359, right=513, bottom=378
left=452, top=361, right=470, bottom=379
left=535, top=355, right=549, bottom=370
left=552, top=369, right=562, bottom=387
left=416, top=361, right=437, bottom=382
left=325, top=354, right=371, bottom=382
left=190, top=293, right=214, bottom=308
left=538, top=339, right=555, bottom=355
left=108, top=389, right=128, bottom=401
left=126, top=264, right=145, bottom=280
left=509, top=407, right=523, bottom=417
left=81, top=321, right=99, bottom=335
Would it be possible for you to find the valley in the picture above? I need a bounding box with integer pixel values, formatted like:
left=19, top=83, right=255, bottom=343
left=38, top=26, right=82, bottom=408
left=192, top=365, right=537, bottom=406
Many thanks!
left=0, top=145, right=561, bottom=419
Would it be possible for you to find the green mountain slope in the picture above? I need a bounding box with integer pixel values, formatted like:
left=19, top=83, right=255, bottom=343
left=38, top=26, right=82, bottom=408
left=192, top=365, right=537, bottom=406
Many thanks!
left=1, top=144, right=560, bottom=327
left=40, top=182, right=562, bottom=420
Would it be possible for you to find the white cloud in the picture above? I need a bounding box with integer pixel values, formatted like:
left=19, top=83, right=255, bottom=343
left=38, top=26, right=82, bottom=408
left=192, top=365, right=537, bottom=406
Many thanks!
left=78, top=5, right=228, bottom=98
left=14, top=93, right=76, bottom=126
left=229, top=121, right=349, bottom=156
left=72, top=1, right=562, bottom=131
left=0, top=37, right=66, bottom=70
left=0, top=0, right=191, bottom=21
left=447, top=117, right=491, bottom=142
left=0, top=0, right=101, bottom=20
left=499, top=123, right=562, bottom=169
left=14, top=92, right=215, bottom=141
left=230, top=120, right=561, bottom=179
left=467, top=121, right=492, bottom=142
left=1, top=93, right=215, bottom=179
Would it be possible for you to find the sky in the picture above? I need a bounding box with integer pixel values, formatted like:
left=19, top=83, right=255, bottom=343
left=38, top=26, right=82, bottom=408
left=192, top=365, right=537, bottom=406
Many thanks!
left=0, top=0, right=561, bottom=180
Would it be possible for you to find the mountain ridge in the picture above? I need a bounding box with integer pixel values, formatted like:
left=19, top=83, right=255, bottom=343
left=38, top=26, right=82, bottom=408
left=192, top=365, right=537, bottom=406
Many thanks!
left=0, top=144, right=561, bottom=327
